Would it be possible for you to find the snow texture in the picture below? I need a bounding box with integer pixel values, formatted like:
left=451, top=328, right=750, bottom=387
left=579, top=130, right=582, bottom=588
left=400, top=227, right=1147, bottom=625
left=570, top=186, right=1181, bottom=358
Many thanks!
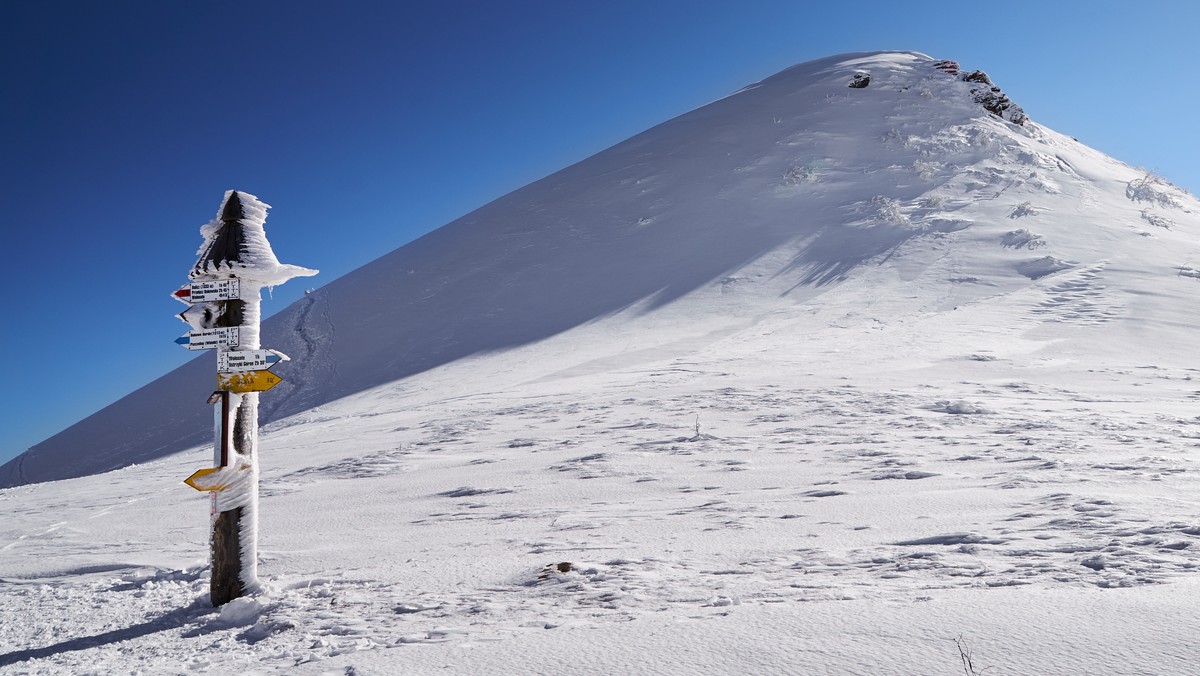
left=4, top=51, right=1200, bottom=674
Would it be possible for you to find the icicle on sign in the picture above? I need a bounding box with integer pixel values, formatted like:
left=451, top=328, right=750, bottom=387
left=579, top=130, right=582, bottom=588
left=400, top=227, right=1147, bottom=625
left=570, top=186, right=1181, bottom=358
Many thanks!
left=173, top=190, right=317, bottom=607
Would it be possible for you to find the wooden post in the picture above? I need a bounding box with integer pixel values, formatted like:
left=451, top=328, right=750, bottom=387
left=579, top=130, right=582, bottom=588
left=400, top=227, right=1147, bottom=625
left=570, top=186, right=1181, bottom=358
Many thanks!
left=208, top=193, right=253, bottom=606
left=178, top=190, right=315, bottom=607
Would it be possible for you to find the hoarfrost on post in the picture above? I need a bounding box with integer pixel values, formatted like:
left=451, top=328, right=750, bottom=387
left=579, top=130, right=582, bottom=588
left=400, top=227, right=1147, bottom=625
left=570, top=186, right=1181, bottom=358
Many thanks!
left=191, top=190, right=319, bottom=287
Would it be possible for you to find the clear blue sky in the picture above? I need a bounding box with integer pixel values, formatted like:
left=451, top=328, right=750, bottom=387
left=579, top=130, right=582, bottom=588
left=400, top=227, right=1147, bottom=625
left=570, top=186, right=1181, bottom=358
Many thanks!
left=2, top=1, right=1197, bottom=466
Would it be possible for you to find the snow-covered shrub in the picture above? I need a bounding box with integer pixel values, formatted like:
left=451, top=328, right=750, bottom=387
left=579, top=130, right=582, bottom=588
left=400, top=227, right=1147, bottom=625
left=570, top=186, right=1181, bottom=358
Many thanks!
left=1126, top=172, right=1183, bottom=208
left=1001, top=229, right=1046, bottom=250
left=1140, top=209, right=1172, bottom=229
left=912, top=160, right=940, bottom=180
left=1009, top=202, right=1038, bottom=219
left=967, top=127, right=996, bottom=147
left=931, top=400, right=991, bottom=415
left=783, top=165, right=819, bottom=185
left=871, top=196, right=910, bottom=226
left=920, top=195, right=945, bottom=209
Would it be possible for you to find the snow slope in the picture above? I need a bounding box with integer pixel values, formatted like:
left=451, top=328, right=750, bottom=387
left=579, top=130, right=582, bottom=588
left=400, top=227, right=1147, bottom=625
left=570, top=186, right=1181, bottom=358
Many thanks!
left=4, top=51, right=1200, bottom=674
left=13, top=50, right=1196, bottom=488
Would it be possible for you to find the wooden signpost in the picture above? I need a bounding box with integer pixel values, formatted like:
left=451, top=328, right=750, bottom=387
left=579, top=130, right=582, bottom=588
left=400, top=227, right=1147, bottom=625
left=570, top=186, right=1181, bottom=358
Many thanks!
left=175, top=190, right=315, bottom=606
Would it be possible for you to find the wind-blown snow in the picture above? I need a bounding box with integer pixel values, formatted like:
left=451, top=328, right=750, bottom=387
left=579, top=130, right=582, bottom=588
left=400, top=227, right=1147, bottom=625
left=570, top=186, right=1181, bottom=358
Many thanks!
left=4, top=51, right=1200, bottom=674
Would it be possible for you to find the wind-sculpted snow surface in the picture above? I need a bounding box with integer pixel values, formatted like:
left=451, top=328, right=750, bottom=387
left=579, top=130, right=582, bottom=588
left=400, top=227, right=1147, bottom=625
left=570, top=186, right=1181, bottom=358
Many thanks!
left=5, top=51, right=1200, bottom=670
left=4, top=342, right=1200, bottom=673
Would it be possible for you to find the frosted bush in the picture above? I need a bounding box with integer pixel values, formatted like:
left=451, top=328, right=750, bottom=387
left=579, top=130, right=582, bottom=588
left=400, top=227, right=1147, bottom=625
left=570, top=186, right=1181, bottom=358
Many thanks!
left=1140, top=209, right=1172, bottom=229
left=1126, top=172, right=1183, bottom=208
left=783, top=165, right=819, bottom=185
left=1009, top=202, right=1038, bottom=219
left=931, top=400, right=991, bottom=415
left=920, top=195, right=945, bottom=209
left=871, top=196, right=909, bottom=226
left=1001, top=229, right=1046, bottom=249
left=912, top=160, right=940, bottom=180
left=967, top=128, right=995, bottom=147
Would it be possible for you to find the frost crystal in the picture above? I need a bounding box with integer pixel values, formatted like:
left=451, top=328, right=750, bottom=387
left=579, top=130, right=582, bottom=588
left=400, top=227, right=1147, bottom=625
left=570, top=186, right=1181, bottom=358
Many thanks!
left=191, top=190, right=318, bottom=286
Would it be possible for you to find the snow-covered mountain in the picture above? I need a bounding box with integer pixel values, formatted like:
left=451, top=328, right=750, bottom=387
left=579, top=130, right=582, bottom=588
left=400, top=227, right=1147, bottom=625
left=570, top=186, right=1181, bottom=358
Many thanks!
left=7, top=51, right=1195, bottom=488
left=4, top=52, right=1200, bottom=673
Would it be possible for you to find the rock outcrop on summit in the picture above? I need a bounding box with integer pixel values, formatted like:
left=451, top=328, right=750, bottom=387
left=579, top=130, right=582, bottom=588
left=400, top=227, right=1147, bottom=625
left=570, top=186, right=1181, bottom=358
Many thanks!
left=961, top=69, right=1028, bottom=125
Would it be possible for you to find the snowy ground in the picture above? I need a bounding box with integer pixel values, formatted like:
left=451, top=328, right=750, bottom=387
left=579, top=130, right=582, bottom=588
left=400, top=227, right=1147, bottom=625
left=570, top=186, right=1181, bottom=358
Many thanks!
left=5, top=52, right=1200, bottom=674
left=5, top=292, right=1200, bottom=674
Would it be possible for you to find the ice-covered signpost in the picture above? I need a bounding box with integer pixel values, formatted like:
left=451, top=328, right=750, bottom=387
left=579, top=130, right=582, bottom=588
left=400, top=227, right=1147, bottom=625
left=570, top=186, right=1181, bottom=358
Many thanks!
left=174, top=191, right=317, bottom=606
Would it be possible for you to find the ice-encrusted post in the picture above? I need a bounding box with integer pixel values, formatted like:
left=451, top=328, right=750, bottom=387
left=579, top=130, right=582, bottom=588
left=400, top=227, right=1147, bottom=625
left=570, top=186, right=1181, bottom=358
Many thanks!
left=179, top=190, right=316, bottom=606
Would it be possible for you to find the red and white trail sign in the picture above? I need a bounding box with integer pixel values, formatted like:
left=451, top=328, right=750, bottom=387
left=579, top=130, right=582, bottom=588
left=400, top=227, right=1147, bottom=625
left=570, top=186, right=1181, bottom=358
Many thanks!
left=172, top=279, right=241, bottom=304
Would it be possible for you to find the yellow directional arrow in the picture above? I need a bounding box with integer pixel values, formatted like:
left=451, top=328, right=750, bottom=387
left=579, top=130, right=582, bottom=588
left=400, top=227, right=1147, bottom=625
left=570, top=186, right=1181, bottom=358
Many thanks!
left=217, top=369, right=283, bottom=393
left=184, top=464, right=251, bottom=492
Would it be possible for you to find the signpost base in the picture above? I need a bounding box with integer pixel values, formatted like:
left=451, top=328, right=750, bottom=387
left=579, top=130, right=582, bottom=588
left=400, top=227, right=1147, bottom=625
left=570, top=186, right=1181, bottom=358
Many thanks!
left=211, top=508, right=243, bottom=605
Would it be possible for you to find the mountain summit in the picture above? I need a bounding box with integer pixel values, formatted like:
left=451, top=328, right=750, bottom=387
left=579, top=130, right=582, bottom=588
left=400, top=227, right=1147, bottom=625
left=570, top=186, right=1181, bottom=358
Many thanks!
left=4, top=50, right=1197, bottom=487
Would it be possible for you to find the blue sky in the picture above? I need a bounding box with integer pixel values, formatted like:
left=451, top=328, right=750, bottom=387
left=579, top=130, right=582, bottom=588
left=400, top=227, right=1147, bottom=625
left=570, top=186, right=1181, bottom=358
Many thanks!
left=2, top=0, right=1197, bottom=467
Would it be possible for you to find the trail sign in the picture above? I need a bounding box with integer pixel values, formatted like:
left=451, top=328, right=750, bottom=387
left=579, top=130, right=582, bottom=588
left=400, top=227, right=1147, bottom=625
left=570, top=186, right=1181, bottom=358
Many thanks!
left=217, top=369, right=283, bottom=393
left=218, top=349, right=285, bottom=374
left=172, top=279, right=241, bottom=304
left=185, top=464, right=251, bottom=492
left=175, top=327, right=239, bottom=350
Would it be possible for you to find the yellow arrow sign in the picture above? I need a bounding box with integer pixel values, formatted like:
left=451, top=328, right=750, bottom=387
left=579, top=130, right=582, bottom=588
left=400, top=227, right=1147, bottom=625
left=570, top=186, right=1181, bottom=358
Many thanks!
left=184, top=464, right=251, bottom=492
left=217, top=369, right=283, bottom=393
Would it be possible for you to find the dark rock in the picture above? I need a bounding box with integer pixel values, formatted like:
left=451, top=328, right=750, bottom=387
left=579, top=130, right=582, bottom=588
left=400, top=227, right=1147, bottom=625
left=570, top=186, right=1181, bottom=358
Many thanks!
left=962, top=69, right=993, bottom=86
left=931, top=60, right=960, bottom=76
left=848, top=72, right=870, bottom=89
left=537, top=561, right=575, bottom=580
left=960, top=69, right=1027, bottom=125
